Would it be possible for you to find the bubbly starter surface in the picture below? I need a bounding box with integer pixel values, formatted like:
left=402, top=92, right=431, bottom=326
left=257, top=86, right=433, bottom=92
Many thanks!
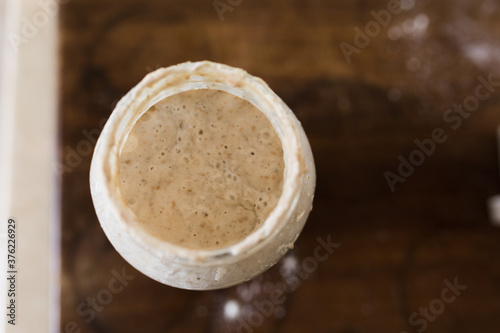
left=118, top=89, right=284, bottom=250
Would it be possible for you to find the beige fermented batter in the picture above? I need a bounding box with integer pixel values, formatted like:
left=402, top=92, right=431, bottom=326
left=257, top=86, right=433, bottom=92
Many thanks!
left=118, top=89, right=284, bottom=250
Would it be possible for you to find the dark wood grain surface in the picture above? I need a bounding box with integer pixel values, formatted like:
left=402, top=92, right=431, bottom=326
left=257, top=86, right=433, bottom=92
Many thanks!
left=59, top=0, right=500, bottom=332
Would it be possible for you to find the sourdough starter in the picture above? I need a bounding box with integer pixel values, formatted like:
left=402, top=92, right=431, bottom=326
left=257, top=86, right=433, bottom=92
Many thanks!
left=118, top=89, right=284, bottom=250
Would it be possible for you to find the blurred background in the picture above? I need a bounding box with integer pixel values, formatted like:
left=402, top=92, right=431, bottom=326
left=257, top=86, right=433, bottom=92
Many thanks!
left=3, top=0, right=500, bottom=332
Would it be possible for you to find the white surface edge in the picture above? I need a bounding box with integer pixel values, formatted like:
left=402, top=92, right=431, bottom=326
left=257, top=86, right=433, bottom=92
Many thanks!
left=0, top=0, right=60, bottom=332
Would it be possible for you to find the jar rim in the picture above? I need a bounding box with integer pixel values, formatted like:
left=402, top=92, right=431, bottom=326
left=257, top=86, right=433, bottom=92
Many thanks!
left=90, top=61, right=305, bottom=265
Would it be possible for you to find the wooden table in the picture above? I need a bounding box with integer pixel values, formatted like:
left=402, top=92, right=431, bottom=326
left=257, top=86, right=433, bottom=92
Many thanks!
left=59, top=0, right=500, bottom=332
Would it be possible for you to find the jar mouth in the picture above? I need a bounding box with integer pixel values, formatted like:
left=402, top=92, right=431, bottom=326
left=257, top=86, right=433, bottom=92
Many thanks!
left=91, top=61, right=305, bottom=265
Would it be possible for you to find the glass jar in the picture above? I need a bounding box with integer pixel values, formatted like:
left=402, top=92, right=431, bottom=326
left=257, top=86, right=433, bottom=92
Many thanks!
left=90, top=61, right=316, bottom=290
